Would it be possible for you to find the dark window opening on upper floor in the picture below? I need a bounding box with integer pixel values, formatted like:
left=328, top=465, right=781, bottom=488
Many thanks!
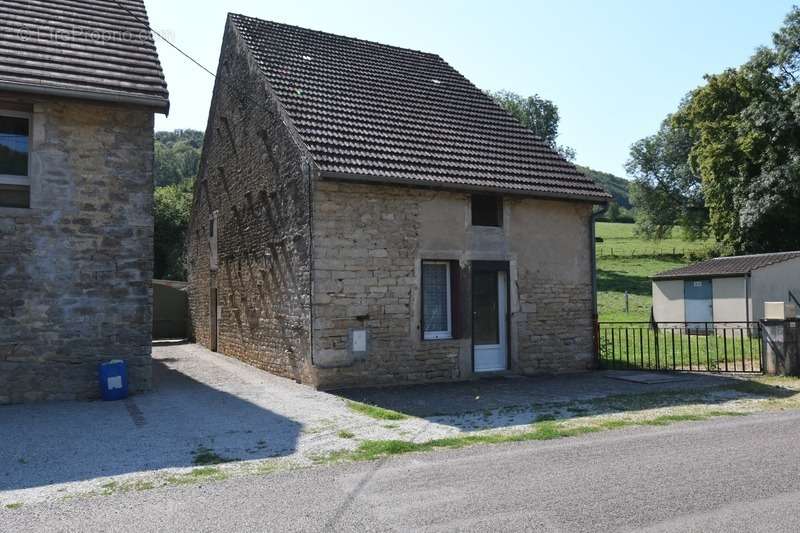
left=471, top=195, right=502, bottom=227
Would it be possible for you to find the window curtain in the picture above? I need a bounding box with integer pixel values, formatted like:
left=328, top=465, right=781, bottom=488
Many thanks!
left=423, top=262, right=448, bottom=333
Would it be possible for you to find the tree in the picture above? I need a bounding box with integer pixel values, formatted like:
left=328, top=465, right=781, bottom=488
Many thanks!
left=154, top=179, right=193, bottom=280
left=628, top=6, right=800, bottom=252
left=152, top=129, right=204, bottom=280
left=625, top=110, right=707, bottom=240
left=607, top=202, right=621, bottom=222
left=490, top=90, right=576, bottom=160
left=674, top=7, right=800, bottom=252
left=154, top=129, right=203, bottom=187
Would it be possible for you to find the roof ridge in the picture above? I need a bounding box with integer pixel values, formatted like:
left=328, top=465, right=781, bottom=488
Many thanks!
left=712, top=251, right=800, bottom=260
left=228, top=12, right=442, bottom=60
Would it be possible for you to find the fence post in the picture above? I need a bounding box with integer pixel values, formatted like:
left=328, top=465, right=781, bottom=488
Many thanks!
left=593, top=318, right=601, bottom=367
left=762, top=318, right=800, bottom=375
left=653, top=323, right=660, bottom=368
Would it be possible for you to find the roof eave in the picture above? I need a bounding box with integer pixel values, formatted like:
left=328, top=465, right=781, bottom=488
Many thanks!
left=0, top=80, right=170, bottom=115
left=651, top=272, right=750, bottom=281
left=319, top=170, right=611, bottom=204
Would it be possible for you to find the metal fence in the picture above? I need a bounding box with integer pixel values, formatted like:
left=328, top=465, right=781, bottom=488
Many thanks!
left=597, top=322, right=763, bottom=373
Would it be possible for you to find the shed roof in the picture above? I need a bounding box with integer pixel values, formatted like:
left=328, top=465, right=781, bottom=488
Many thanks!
left=229, top=14, right=610, bottom=202
left=652, top=251, right=800, bottom=280
left=0, top=0, right=169, bottom=112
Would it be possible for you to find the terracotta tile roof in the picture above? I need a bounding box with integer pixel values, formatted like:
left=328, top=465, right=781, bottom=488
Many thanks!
left=229, top=14, right=610, bottom=202
left=652, top=251, right=800, bottom=280
left=0, top=0, right=169, bottom=112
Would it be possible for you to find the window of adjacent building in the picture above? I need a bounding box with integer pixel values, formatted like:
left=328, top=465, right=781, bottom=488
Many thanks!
left=422, top=261, right=452, bottom=340
left=0, top=112, right=31, bottom=208
left=471, top=194, right=502, bottom=227
left=209, top=211, right=219, bottom=271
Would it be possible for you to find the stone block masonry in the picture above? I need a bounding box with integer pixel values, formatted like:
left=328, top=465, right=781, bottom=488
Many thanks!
left=0, top=97, right=155, bottom=404
left=310, top=179, right=596, bottom=389
left=186, top=19, right=315, bottom=385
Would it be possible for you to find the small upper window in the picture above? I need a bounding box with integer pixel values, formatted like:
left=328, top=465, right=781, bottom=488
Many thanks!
left=471, top=195, right=502, bottom=227
left=0, top=112, right=31, bottom=208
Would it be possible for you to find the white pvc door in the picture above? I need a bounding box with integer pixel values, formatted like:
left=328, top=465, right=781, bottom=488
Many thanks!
left=473, top=270, right=508, bottom=372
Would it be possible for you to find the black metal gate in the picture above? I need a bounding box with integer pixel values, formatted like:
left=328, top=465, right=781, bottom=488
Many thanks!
left=597, top=322, right=763, bottom=373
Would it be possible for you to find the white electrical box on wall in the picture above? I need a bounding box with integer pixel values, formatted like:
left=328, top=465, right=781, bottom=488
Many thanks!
left=349, top=329, right=368, bottom=360
left=765, top=302, right=795, bottom=320
left=352, top=330, right=367, bottom=352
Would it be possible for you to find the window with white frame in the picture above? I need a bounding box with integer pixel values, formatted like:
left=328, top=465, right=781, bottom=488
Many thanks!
left=422, top=261, right=452, bottom=340
left=0, top=111, right=31, bottom=208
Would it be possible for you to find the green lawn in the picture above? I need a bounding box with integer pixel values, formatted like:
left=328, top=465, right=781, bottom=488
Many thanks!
left=596, top=222, right=715, bottom=257
left=597, top=255, right=688, bottom=322
left=595, top=223, right=719, bottom=322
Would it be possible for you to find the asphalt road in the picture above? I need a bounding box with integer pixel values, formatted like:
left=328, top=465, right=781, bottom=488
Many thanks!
left=6, top=410, right=800, bottom=532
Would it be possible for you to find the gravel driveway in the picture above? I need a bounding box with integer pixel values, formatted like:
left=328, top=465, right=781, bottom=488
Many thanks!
left=0, top=342, right=749, bottom=506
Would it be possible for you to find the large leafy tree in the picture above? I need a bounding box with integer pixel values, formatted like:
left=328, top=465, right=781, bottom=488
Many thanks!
left=490, top=90, right=576, bottom=161
left=626, top=109, right=707, bottom=240
left=642, top=7, right=800, bottom=252
left=678, top=29, right=800, bottom=253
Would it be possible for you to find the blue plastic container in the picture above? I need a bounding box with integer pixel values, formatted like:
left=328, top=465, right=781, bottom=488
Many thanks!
left=99, top=360, right=128, bottom=401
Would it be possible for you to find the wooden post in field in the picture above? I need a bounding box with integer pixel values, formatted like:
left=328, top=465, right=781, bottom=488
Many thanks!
left=625, top=291, right=629, bottom=314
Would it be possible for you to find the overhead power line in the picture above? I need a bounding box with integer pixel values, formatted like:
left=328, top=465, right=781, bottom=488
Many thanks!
left=114, top=1, right=216, bottom=78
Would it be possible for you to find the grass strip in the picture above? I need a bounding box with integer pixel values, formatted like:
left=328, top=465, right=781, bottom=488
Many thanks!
left=346, top=400, right=408, bottom=420
left=316, top=411, right=748, bottom=463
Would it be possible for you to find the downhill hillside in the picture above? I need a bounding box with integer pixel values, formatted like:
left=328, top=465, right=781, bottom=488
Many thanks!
left=577, top=165, right=631, bottom=209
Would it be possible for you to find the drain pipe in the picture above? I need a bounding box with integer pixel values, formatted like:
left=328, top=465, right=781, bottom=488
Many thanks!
left=590, top=202, right=609, bottom=361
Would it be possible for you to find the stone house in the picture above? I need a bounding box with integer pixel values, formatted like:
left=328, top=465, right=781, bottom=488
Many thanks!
left=0, top=0, right=169, bottom=403
left=187, top=14, right=610, bottom=389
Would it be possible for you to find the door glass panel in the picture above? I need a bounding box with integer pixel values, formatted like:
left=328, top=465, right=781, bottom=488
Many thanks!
left=473, top=270, right=498, bottom=345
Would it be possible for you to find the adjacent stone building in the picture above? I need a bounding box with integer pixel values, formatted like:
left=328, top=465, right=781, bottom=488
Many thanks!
left=187, top=14, right=610, bottom=389
left=0, top=0, right=169, bottom=403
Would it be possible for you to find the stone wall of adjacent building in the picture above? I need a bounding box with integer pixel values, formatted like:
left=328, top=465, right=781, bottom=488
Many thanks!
left=186, top=19, right=315, bottom=383
left=0, top=96, right=155, bottom=404
left=311, top=179, right=596, bottom=389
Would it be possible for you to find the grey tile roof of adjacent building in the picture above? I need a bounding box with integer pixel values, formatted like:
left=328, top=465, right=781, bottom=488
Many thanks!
left=0, top=0, right=169, bottom=112
left=229, top=14, right=611, bottom=202
left=652, top=251, right=800, bottom=280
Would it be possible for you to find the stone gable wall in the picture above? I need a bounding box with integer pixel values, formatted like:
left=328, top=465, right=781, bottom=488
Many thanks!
left=186, top=20, right=315, bottom=383
left=0, top=97, right=155, bottom=404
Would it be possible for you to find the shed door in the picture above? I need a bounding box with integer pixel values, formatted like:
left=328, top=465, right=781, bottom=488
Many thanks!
left=684, top=279, right=713, bottom=326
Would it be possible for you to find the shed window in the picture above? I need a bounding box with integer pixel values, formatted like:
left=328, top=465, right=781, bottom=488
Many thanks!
left=422, top=261, right=452, bottom=340
left=471, top=195, right=502, bottom=227
left=0, top=112, right=31, bottom=208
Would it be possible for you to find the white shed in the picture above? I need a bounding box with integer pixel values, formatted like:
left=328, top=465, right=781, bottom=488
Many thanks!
left=651, top=252, right=800, bottom=324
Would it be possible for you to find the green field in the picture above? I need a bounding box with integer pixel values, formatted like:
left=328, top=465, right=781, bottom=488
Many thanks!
left=596, top=222, right=715, bottom=257
left=596, top=223, right=718, bottom=322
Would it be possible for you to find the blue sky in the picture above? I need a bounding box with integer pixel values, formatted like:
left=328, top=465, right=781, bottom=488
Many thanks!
left=146, top=0, right=795, bottom=178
